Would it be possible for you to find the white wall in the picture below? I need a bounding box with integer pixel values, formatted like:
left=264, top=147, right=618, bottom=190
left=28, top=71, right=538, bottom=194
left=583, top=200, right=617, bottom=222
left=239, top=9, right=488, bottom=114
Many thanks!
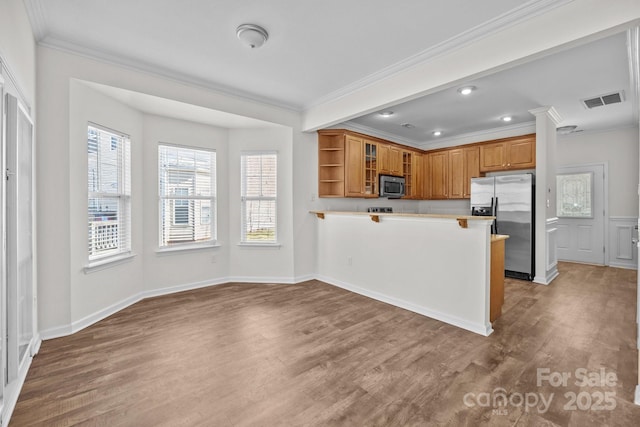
left=0, top=0, right=36, bottom=107
left=228, top=128, right=296, bottom=281
left=69, top=80, right=145, bottom=323
left=142, top=115, right=231, bottom=291
left=316, top=214, right=493, bottom=335
left=37, top=46, right=313, bottom=334
left=557, top=127, right=639, bottom=217
left=557, top=127, right=639, bottom=269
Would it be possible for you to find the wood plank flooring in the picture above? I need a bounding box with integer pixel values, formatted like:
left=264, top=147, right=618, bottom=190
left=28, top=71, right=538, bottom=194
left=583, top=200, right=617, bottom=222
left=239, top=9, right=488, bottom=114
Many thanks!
left=11, top=262, right=640, bottom=426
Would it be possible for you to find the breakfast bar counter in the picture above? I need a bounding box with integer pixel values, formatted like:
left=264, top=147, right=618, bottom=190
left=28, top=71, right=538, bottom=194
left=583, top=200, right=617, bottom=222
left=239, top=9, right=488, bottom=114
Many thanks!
left=311, top=210, right=497, bottom=336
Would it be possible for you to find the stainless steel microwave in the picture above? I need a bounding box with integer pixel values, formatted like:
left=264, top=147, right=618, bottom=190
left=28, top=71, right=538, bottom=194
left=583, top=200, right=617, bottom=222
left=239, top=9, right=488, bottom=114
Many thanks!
left=379, top=175, right=405, bottom=198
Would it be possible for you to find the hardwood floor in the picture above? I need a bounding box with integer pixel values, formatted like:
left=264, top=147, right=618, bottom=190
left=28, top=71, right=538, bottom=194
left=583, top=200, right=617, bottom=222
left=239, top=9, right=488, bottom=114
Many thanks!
left=12, top=262, right=640, bottom=426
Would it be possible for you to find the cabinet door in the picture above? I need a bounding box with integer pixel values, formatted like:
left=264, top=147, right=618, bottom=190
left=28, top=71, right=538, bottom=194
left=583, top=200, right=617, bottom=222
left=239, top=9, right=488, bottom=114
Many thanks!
left=378, top=144, right=390, bottom=174
left=363, top=140, right=378, bottom=197
left=389, top=147, right=402, bottom=175
left=345, top=135, right=364, bottom=197
left=413, top=153, right=424, bottom=199
left=429, top=151, right=449, bottom=199
left=479, top=142, right=507, bottom=172
left=402, top=151, right=413, bottom=198
left=463, top=146, right=480, bottom=198
left=448, top=148, right=464, bottom=199
left=507, top=137, right=535, bottom=169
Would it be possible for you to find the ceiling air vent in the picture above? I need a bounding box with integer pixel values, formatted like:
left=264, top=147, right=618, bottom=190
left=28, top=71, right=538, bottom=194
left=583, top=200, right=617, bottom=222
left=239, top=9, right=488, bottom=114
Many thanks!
left=581, top=91, right=624, bottom=109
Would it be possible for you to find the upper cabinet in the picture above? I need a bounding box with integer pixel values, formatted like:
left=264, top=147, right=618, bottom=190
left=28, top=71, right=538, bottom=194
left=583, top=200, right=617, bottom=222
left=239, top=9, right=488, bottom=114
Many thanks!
left=428, top=150, right=449, bottom=200
left=345, top=135, right=378, bottom=198
left=318, top=131, right=346, bottom=198
left=318, top=129, right=535, bottom=200
left=463, top=146, right=480, bottom=198
left=479, top=134, right=536, bottom=172
left=378, top=144, right=402, bottom=176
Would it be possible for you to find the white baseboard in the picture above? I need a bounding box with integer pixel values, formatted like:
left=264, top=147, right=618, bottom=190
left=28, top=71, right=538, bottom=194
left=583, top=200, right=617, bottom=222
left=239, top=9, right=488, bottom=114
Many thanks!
left=40, top=273, right=318, bottom=341
left=227, top=275, right=298, bottom=284
left=140, top=278, right=228, bottom=299
left=316, top=274, right=493, bottom=337
left=2, top=338, right=38, bottom=427
left=635, top=385, right=640, bottom=405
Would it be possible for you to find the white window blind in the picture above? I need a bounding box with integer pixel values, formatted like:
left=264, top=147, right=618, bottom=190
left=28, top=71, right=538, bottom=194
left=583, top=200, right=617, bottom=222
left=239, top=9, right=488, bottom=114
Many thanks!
left=241, top=152, right=277, bottom=243
left=88, top=124, right=131, bottom=260
left=159, top=144, right=216, bottom=247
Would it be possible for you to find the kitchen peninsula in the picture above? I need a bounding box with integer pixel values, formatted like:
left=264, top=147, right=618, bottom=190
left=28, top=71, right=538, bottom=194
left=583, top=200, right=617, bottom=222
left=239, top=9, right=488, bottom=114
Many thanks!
left=312, top=211, right=503, bottom=336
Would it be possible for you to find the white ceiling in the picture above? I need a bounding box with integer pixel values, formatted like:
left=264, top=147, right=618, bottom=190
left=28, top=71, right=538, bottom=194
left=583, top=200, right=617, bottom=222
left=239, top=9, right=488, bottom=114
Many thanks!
left=348, top=31, right=636, bottom=147
left=23, top=0, right=639, bottom=143
left=79, top=80, right=280, bottom=129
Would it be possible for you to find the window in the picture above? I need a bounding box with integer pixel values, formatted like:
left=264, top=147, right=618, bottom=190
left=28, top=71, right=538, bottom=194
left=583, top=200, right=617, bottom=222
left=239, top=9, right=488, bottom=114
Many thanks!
left=87, top=124, right=131, bottom=260
left=159, top=144, right=216, bottom=247
left=241, top=152, right=277, bottom=243
left=557, top=173, right=593, bottom=218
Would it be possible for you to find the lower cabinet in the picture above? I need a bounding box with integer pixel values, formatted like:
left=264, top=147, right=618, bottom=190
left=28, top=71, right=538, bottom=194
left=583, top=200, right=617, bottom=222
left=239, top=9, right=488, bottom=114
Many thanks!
left=490, top=236, right=506, bottom=322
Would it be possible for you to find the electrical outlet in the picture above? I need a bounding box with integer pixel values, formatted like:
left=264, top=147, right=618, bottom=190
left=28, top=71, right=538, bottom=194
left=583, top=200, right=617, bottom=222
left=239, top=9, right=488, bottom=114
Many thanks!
left=311, top=193, right=316, bottom=202
left=347, top=256, right=353, bottom=266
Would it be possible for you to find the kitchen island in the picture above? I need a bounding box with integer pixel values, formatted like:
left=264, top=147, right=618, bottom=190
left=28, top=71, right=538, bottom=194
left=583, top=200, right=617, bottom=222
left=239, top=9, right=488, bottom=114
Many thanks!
left=311, top=210, right=498, bottom=336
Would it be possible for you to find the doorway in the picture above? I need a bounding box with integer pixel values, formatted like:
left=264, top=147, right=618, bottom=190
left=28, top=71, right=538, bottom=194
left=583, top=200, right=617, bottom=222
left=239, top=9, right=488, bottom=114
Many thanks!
left=556, top=164, right=606, bottom=265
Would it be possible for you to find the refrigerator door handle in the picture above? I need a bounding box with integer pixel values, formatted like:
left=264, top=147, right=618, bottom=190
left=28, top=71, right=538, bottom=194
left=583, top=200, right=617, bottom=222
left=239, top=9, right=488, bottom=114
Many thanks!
left=494, top=197, right=499, bottom=234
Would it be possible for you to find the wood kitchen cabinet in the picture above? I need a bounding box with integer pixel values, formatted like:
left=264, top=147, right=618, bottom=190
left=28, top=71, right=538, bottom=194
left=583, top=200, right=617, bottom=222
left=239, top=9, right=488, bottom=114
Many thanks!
left=463, top=146, right=480, bottom=198
left=378, top=144, right=402, bottom=176
left=428, top=150, right=449, bottom=199
left=480, top=134, right=536, bottom=172
left=318, top=129, right=378, bottom=198
left=345, top=134, right=378, bottom=198
left=318, top=131, right=346, bottom=197
left=448, top=148, right=464, bottom=199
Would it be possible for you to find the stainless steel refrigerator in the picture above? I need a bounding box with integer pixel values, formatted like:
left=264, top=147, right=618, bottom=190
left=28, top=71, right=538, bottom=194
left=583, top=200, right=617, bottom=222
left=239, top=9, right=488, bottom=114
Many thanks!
left=470, top=173, right=535, bottom=281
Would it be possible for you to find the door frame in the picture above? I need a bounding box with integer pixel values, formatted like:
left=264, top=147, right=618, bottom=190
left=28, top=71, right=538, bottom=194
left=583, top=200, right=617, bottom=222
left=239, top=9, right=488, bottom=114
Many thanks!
left=557, top=162, right=609, bottom=266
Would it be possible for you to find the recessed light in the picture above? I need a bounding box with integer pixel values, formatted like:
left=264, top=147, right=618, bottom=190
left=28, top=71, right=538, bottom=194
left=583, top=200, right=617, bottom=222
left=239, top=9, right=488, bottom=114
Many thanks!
left=379, top=111, right=394, bottom=117
left=457, top=86, right=476, bottom=95
left=401, top=123, right=414, bottom=129
left=433, top=131, right=442, bottom=136
left=501, top=116, right=513, bottom=122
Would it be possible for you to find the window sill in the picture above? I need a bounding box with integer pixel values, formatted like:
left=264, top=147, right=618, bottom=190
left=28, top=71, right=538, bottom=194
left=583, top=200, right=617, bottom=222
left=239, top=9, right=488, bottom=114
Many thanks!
left=84, top=253, right=136, bottom=274
left=156, top=243, right=221, bottom=255
left=237, top=242, right=281, bottom=248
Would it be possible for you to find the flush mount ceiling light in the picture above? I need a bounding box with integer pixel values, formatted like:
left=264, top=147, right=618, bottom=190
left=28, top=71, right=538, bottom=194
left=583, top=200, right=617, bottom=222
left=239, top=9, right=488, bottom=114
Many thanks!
left=433, top=131, right=442, bottom=136
left=501, top=116, right=513, bottom=122
left=236, top=24, right=269, bottom=48
left=379, top=111, right=394, bottom=117
left=401, top=123, right=415, bottom=129
left=457, top=86, right=476, bottom=95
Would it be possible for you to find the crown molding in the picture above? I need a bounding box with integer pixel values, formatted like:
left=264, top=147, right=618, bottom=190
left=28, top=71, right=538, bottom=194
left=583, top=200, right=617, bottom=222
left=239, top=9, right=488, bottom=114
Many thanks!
left=37, top=36, right=302, bottom=112
left=529, top=106, right=562, bottom=125
left=304, top=0, right=574, bottom=110
left=23, top=0, right=48, bottom=41
left=415, top=121, right=536, bottom=150
left=339, top=121, right=421, bottom=147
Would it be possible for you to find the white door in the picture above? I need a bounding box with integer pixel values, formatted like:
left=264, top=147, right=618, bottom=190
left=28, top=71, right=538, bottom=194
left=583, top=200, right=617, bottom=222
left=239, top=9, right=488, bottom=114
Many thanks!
left=556, top=164, right=605, bottom=265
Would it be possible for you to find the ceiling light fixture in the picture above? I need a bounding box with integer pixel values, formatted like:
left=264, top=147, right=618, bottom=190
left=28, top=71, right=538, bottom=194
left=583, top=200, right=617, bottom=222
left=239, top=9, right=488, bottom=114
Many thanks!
left=379, top=111, right=394, bottom=117
left=457, top=86, right=476, bottom=95
left=433, top=131, right=442, bottom=136
left=236, top=24, right=269, bottom=49
left=401, top=123, right=415, bottom=129
left=501, top=116, right=513, bottom=122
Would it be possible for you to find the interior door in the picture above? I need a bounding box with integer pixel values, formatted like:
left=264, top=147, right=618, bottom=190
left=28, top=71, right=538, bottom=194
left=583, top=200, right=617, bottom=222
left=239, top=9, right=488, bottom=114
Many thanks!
left=5, top=93, right=34, bottom=381
left=556, top=164, right=605, bottom=265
